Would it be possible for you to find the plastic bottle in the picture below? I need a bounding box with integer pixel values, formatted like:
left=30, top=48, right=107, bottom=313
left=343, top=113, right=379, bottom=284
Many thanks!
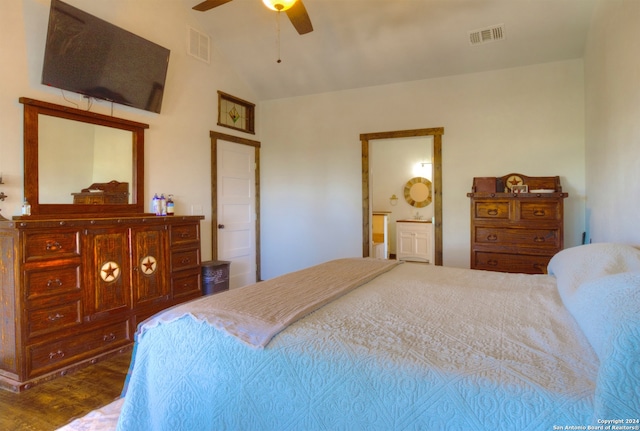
left=21, top=198, right=31, bottom=216
left=159, top=194, right=167, bottom=216
left=152, top=193, right=160, bottom=215
left=166, top=194, right=175, bottom=216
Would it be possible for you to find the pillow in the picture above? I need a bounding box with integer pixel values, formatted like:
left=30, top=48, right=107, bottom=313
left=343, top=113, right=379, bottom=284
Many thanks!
left=547, top=243, right=640, bottom=300
left=568, top=272, right=640, bottom=418
left=548, top=244, right=640, bottom=416
left=561, top=271, right=640, bottom=360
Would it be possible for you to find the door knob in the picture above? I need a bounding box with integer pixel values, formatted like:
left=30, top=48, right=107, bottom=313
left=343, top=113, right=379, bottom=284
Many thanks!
left=218, top=224, right=225, bottom=229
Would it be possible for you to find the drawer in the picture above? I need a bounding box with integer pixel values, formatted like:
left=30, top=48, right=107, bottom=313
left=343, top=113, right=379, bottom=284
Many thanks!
left=171, top=248, right=200, bottom=272
left=172, top=271, right=202, bottom=299
left=27, top=299, right=82, bottom=338
left=27, top=320, right=132, bottom=378
left=396, top=222, right=431, bottom=232
left=473, top=201, right=510, bottom=219
left=474, top=227, right=560, bottom=250
left=25, top=264, right=81, bottom=299
left=170, top=224, right=200, bottom=246
left=520, top=201, right=560, bottom=221
left=472, top=251, right=551, bottom=274
left=73, top=194, right=106, bottom=204
left=24, top=231, right=81, bottom=261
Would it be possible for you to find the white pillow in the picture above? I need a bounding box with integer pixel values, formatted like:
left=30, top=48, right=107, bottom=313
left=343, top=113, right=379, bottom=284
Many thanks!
left=562, top=271, right=640, bottom=359
left=547, top=243, right=640, bottom=300
left=548, top=244, right=640, bottom=416
left=572, top=272, right=640, bottom=418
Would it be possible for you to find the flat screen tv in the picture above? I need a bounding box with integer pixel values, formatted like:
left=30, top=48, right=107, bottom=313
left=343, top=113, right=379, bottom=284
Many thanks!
left=42, top=0, right=170, bottom=114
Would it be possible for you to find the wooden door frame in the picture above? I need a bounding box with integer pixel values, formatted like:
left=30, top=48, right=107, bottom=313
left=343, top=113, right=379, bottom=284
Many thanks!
left=361, top=127, right=444, bottom=265
left=210, top=131, right=262, bottom=281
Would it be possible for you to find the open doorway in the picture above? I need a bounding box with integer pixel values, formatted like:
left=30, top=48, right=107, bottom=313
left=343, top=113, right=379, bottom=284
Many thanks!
left=361, top=128, right=444, bottom=265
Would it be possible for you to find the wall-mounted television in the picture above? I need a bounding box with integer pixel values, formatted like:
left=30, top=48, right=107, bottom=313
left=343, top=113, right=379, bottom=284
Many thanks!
left=42, top=0, right=170, bottom=114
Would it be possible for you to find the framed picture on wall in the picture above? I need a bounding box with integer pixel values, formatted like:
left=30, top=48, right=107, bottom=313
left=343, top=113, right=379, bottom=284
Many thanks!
left=217, top=91, right=255, bottom=134
left=512, top=185, right=528, bottom=193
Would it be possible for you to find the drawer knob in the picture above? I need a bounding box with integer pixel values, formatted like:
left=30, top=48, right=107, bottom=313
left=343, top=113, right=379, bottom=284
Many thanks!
left=533, top=209, right=546, bottom=217
left=180, top=232, right=190, bottom=238
left=180, top=257, right=191, bottom=264
left=533, top=236, right=545, bottom=243
left=487, top=259, right=498, bottom=266
left=48, top=312, right=65, bottom=321
left=487, top=209, right=498, bottom=216
left=48, top=350, right=65, bottom=361
left=47, top=279, right=63, bottom=288
left=486, top=234, right=498, bottom=241
left=45, top=241, right=63, bottom=252
left=103, top=333, right=116, bottom=342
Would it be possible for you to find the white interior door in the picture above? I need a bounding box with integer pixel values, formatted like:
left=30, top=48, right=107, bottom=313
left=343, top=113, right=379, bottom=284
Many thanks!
left=217, top=141, right=256, bottom=289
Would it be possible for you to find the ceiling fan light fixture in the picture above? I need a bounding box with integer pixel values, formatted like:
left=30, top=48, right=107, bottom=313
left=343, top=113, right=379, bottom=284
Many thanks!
left=262, top=0, right=297, bottom=12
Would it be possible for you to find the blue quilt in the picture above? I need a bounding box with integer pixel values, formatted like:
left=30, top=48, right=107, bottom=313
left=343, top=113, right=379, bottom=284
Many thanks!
left=116, top=261, right=606, bottom=431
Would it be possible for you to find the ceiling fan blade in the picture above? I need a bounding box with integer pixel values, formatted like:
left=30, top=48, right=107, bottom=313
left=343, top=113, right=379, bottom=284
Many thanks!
left=192, top=0, right=234, bottom=12
left=286, top=0, right=313, bottom=35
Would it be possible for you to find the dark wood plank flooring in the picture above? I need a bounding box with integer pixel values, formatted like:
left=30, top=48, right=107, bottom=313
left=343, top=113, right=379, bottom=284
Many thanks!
left=0, top=351, right=131, bottom=431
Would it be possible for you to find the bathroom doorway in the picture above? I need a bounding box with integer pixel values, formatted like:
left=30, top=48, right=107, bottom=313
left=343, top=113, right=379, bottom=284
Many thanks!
left=361, top=128, right=444, bottom=265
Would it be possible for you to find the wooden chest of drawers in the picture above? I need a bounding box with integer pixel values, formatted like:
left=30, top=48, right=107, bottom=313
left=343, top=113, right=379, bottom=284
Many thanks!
left=168, top=222, right=202, bottom=300
left=467, top=174, right=568, bottom=274
left=0, top=215, right=203, bottom=391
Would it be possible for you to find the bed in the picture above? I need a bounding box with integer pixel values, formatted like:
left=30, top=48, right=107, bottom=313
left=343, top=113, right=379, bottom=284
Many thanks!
left=59, top=243, right=640, bottom=431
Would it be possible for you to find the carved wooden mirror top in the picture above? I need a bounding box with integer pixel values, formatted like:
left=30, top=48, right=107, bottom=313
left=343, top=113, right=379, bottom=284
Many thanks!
left=20, top=97, right=147, bottom=217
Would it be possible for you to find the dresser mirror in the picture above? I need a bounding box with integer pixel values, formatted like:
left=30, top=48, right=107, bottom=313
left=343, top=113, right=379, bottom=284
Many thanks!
left=20, top=97, right=148, bottom=217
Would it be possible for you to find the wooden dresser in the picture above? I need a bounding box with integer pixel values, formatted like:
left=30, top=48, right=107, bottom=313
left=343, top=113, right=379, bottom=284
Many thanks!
left=467, top=174, right=568, bottom=274
left=0, top=215, right=203, bottom=391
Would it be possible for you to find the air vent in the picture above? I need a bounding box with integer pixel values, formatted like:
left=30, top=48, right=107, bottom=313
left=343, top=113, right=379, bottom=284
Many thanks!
left=469, top=24, right=505, bottom=46
left=188, top=26, right=210, bottom=63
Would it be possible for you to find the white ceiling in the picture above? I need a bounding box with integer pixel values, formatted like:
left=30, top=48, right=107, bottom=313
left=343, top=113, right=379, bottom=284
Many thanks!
left=190, top=0, right=596, bottom=101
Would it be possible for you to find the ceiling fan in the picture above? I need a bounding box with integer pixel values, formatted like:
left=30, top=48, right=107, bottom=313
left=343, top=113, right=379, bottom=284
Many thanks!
left=192, top=0, right=314, bottom=35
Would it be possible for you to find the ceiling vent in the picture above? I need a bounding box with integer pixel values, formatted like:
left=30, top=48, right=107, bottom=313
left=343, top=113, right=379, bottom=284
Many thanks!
left=188, top=26, right=210, bottom=63
left=469, top=24, right=505, bottom=46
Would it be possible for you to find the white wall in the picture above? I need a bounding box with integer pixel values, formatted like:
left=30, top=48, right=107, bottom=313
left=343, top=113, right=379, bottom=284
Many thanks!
left=584, top=0, right=640, bottom=245
left=0, top=0, right=259, bottom=261
left=0, top=1, right=592, bottom=282
left=261, top=60, right=586, bottom=278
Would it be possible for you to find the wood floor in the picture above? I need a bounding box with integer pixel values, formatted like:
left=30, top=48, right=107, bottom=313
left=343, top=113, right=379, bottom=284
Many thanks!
left=0, top=351, right=131, bottom=431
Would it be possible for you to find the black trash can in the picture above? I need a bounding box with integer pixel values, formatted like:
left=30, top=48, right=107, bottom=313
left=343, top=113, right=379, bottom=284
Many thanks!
left=201, top=260, right=230, bottom=295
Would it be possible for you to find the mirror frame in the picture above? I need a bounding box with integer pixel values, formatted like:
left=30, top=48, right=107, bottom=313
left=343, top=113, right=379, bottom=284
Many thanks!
left=20, top=97, right=148, bottom=217
left=404, top=176, right=432, bottom=208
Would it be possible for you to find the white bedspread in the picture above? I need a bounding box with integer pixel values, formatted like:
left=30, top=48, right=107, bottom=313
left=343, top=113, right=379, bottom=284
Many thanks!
left=111, top=262, right=599, bottom=430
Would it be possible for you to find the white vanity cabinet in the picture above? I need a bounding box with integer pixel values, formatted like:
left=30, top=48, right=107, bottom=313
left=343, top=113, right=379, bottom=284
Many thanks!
left=396, top=220, right=433, bottom=263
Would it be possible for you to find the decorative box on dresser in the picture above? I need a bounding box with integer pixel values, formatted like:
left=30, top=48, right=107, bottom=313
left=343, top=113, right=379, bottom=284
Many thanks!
left=0, top=215, right=203, bottom=392
left=467, top=173, right=568, bottom=274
